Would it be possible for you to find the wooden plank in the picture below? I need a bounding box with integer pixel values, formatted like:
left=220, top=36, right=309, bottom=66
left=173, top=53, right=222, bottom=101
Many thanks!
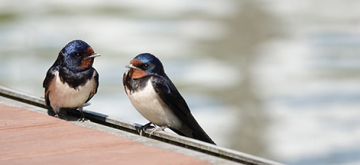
left=0, top=85, right=283, bottom=165
left=0, top=104, right=210, bottom=165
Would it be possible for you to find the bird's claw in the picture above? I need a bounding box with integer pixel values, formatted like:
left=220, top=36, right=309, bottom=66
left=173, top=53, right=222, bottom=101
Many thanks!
left=149, top=126, right=167, bottom=137
left=77, top=107, right=87, bottom=122
left=138, top=122, right=154, bottom=136
left=77, top=117, right=88, bottom=122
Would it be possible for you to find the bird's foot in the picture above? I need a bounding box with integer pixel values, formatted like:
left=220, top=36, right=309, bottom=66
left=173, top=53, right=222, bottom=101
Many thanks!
left=52, top=107, right=61, bottom=118
left=149, top=126, right=167, bottom=137
left=54, top=113, right=68, bottom=120
left=77, top=117, right=87, bottom=122
left=77, top=107, right=87, bottom=122
left=138, top=122, right=154, bottom=136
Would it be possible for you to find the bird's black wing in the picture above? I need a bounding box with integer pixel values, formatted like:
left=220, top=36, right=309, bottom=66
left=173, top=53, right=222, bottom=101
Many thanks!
left=43, top=66, right=58, bottom=107
left=123, top=70, right=130, bottom=95
left=86, top=69, right=99, bottom=103
left=152, top=75, right=215, bottom=144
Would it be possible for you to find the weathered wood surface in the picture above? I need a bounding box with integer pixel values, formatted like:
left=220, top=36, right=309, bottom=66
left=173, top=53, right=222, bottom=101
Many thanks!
left=0, top=85, right=284, bottom=165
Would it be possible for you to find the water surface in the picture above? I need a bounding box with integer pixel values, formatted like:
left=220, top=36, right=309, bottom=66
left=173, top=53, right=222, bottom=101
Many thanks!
left=1, top=0, right=359, bottom=164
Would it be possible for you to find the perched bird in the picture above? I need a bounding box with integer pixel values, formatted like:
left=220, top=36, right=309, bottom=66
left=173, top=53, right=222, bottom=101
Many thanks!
left=43, top=40, right=100, bottom=121
left=123, top=53, right=216, bottom=145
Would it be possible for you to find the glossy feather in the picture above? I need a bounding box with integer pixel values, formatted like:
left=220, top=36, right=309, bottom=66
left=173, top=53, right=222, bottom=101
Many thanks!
left=123, top=53, right=215, bottom=144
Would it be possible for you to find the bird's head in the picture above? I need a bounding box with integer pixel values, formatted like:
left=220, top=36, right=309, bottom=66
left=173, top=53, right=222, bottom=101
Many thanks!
left=126, top=53, right=165, bottom=79
left=58, top=40, right=100, bottom=71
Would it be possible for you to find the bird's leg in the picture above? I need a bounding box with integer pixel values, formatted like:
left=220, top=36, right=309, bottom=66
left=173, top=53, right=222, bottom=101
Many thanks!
left=53, top=107, right=60, bottom=118
left=138, top=122, right=154, bottom=136
left=149, top=126, right=167, bottom=137
left=77, top=106, right=86, bottom=122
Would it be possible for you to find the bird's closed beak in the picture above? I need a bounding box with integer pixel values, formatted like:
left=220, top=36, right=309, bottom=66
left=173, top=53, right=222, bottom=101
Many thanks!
left=126, top=63, right=140, bottom=70
left=85, top=53, right=101, bottom=59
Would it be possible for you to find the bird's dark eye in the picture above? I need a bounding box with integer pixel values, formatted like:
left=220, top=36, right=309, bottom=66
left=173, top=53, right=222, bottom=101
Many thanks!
left=75, top=53, right=81, bottom=58
left=143, top=63, right=150, bottom=69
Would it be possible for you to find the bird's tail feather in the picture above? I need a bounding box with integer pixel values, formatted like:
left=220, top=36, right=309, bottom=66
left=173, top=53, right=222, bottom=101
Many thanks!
left=170, top=124, right=216, bottom=145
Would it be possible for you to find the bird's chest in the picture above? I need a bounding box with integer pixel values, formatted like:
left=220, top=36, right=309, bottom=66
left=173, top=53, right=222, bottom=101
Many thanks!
left=127, top=80, right=181, bottom=128
left=48, top=72, right=94, bottom=108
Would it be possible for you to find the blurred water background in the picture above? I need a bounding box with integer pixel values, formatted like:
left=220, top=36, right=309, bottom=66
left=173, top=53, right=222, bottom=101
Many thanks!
left=1, top=0, right=360, bottom=164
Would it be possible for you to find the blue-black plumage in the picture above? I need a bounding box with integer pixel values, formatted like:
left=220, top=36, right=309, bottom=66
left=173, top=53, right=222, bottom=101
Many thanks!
left=123, top=53, right=216, bottom=145
left=43, top=40, right=100, bottom=121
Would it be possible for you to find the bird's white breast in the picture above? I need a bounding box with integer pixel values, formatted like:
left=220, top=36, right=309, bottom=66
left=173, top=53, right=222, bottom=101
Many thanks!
left=48, top=71, right=94, bottom=109
left=127, top=79, right=182, bottom=129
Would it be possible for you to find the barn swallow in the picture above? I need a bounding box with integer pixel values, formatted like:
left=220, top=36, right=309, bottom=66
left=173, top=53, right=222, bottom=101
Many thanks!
left=43, top=40, right=100, bottom=121
left=123, top=53, right=216, bottom=145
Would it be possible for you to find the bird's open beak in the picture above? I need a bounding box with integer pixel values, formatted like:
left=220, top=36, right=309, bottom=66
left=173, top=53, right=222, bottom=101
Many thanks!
left=85, top=53, right=101, bottom=59
left=126, top=63, right=140, bottom=70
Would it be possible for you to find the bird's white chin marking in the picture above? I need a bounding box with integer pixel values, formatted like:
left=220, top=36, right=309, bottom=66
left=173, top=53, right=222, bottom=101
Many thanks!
left=48, top=72, right=94, bottom=109
left=127, top=79, right=182, bottom=129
